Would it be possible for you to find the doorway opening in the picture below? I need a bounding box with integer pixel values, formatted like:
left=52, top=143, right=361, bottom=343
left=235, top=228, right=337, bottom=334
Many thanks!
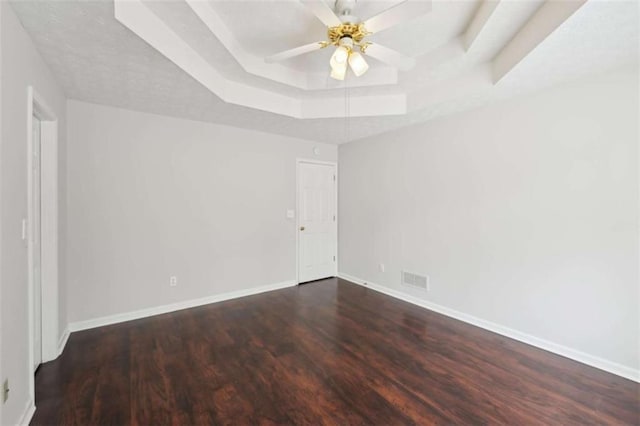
left=31, top=114, right=42, bottom=370
left=27, top=87, right=59, bottom=406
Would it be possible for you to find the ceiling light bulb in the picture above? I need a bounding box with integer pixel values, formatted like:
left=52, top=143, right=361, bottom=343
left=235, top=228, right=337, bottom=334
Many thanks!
left=330, top=60, right=347, bottom=81
left=348, top=51, right=369, bottom=77
left=331, top=46, right=349, bottom=65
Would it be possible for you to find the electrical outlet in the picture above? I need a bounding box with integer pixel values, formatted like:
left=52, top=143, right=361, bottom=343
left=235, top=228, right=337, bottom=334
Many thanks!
left=169, top=276, right=177, bottom=287
left=379, top=263, right=385, bottom=273
left=3, top=379, right=9, bottom=403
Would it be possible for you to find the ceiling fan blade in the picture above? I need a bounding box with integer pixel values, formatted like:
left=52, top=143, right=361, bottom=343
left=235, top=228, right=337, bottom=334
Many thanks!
left=363, top=43, right=415, bottom=71
left=265, top=42, right=328, bottom=63
left=300, top=0, right=342, bottom=27
left=363, top=0, right=432, bottom=34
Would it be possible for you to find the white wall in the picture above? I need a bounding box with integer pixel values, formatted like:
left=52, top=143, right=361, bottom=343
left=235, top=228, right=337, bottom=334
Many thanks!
left=339, top=66, right=639, bottom=377
left=0, top=3, right=68, bottom=424
left=0, top=3, right=4, bottom=423
left=66, top=101, right=337, bottom=323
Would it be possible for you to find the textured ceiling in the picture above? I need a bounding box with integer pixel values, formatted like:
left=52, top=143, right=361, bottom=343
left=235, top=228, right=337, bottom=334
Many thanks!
left=9, top=0, right=639, bottom=143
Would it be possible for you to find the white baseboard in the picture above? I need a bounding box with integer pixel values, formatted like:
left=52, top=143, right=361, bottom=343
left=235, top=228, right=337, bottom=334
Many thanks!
left=18, top=399, right=35, bottom=426
left=57, top=326, right=70, bottom=357
left=338, top=272, right=640, bottom=383
left=69, top=280, right=297, bottom=332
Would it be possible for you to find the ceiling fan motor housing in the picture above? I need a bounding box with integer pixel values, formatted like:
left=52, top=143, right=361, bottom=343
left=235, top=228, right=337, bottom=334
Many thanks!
left=328, top=22, right=368, bottom=45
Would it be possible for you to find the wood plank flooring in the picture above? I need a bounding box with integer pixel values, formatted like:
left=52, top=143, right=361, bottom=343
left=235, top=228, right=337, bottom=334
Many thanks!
left=32, top=278, right=639, bottom=425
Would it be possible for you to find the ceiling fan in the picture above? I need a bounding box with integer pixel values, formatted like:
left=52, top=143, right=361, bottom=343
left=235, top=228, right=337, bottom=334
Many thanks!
left=265, top=0, right=429, bottom=80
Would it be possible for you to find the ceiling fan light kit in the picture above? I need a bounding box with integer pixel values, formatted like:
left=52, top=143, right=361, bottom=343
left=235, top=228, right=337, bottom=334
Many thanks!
left=266, top=0, right=420, bottom=81
left=328, top=35, right=365, bottom=80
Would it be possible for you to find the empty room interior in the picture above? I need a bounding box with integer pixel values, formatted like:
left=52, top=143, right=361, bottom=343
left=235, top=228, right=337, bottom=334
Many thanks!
left=1, top=0, right=639, bottom=424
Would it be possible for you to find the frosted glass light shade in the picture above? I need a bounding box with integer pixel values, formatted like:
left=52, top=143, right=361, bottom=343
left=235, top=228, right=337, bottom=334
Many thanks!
left=348, top=51, right=369, bottom=77
left=330, top=46, right=349, bottom=69
left=330, top=60, right=347, bottom=80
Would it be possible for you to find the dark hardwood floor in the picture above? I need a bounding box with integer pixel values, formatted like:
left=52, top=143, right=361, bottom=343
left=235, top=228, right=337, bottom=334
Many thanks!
left=32, top=278, right=639, bottom=425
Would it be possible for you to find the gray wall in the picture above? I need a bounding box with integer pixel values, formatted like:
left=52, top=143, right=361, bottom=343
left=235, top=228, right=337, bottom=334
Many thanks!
left=339, top=66, right=639, bottom=373
left=66, top=100, right=337, bottom=323
left=1, top=3, right=68, bottom=424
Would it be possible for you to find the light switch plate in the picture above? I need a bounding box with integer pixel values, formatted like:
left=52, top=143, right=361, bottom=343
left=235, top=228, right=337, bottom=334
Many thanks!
left=286, top=209, right=295, bottom=219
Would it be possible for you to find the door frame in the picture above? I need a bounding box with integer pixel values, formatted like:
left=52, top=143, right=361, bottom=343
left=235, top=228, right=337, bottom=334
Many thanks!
left=295, top=159, right=338, bottom=284
left=26, top=87, right=59, bottom=401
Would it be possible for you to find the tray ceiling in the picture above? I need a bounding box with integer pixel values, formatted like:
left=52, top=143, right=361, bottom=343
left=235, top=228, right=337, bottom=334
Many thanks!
left=9, top=0, right=639, bottom=143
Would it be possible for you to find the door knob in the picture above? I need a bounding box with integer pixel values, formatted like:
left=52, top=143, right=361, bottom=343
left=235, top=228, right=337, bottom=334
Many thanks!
left=300, top=226, right=305, bottom=231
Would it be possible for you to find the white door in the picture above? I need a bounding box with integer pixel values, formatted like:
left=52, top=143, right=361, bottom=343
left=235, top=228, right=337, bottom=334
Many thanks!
left=297, top=162, right=337, bottom=283
left=32, top=115, right=42, bottom=370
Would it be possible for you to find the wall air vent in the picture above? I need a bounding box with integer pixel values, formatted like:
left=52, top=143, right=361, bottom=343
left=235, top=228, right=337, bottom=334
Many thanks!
left=402, top=271, right=429, bottom=290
